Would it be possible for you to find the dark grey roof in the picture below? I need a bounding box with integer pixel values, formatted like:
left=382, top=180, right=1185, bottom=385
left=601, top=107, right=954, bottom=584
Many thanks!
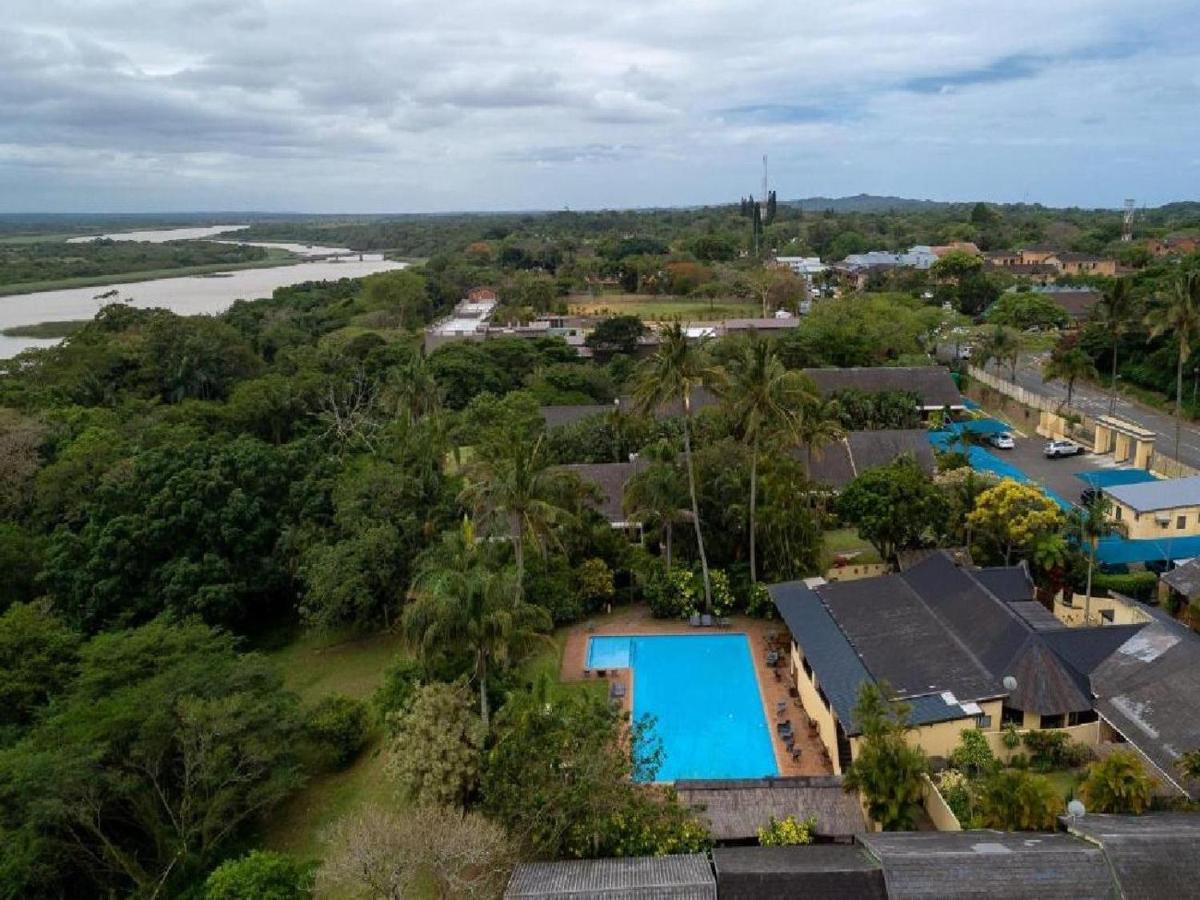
left=802, top=366, right=963, bottom=409
left=1090, top=612, right=1200, bottom=798
left=1003, top=635, right=1092, bottom=715
left=558, top=460, right=644, bottom=524
left=1065, top=813, right=1200, bottom=900
left=974, top=564, right=1035, bottom=603
left=802, top=430, right=935, bottom=490
left=1105, top=475, right=1200, bottom=513
left=1040, top=625, right=1145, bottom=676
left=1007, top=601, right=1063, bottom=631
left=1046, top=288, right=1102, bottom=319
left=1160, top=558, right=1200, bottom=600
left=769, top=581, right=871, bottom=729
left=540, top=404, right=613, bottom=429
left=819, top=574, right=1002, bottom=703
left=505, top=855, right=715, bottom=899
left=712, top=846, right=886, bottom=900
left=859, top=831, right=1117, bottom=899
left=674, top=777, right=866, bottom=840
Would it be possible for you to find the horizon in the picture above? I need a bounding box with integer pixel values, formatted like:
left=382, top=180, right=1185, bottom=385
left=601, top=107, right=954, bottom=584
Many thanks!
left=3, top=0, right=1200, bottom=213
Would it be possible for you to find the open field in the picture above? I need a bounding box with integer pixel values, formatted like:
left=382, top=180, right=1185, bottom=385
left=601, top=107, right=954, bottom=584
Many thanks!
left=821, top=527, right=882, bottom=567
left=567, top=292, right=760, bottom=321
left=0, top=247, right=297, bottom=297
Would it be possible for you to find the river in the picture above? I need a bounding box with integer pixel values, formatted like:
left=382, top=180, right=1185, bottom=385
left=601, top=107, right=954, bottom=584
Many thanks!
left=0, top=256, right=406, bottom=358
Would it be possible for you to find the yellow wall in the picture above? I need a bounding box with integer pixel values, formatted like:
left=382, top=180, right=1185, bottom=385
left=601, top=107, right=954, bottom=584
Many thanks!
left=1110, top=498, right=1200, bottom=539
left=922, top=774, right=963, bottom=831
left=790, top=643, right=844, bottom=774
left=1054, top=592, right=1153, bottom=627
left=981, top=720, right=1101, bottom=762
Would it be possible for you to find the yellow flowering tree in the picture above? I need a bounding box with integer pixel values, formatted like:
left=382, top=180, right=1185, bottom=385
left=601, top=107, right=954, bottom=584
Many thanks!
left=966, top=480, right=1063, bottom=566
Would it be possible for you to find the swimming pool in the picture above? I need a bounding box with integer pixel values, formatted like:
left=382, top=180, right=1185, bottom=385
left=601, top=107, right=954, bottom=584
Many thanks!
left=586, top=634, right=779, bottom=781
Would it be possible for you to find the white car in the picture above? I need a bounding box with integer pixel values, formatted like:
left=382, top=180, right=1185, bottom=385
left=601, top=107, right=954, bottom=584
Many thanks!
left=1044, top=439, right=1084, bottom=458
left=989, top=432, right=1015, bottom=450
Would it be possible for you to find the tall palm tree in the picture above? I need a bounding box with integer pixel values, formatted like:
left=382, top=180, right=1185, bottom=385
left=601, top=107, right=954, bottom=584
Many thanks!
left=631, top=321, right=723, bottom=611
left=623, top=447, right=688, bottom=570
left=1042, top=346, right=1098, bottom=408
left=387, top=353, right=442, bottom=425
left=1092, top=277, right=1136, bottom=414
left=1070, top=493, right=1126, bottom=623
left=459, top=434, right=577, bottom=601
left=1145, top=272, right=1200, bottom=464
left=405, top=523, right=551, bottom=726
left=724, top=338, right=820, bottom=583
left=795, top=396, right=846, bottom=478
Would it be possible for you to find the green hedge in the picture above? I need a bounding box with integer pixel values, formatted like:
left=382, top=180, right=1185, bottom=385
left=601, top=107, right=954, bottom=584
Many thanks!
left=1091, top=571, right=1158, bottom=601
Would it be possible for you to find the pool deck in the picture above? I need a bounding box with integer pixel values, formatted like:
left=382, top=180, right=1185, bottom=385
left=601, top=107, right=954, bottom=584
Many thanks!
left=560, top=606, right=832, bottom=778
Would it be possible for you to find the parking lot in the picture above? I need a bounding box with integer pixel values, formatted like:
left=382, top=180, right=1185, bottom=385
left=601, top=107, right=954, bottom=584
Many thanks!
left=981, top=427, right=1138, bottom=508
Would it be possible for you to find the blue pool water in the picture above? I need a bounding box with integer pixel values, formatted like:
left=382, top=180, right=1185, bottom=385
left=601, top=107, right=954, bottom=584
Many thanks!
left=586, top=634, right=779, bottom=782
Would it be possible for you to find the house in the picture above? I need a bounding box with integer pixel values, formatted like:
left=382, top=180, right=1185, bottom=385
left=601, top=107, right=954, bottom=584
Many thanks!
left=540, top=388, right=720, bottom=432
left=558, top=460, right=646, bottom=536
left=673, top=777, right=866, bottom=843
left=505, top=854, right=715, bottom=899
left=424, top=292, right=499, bottom=351
left=1147, top=236, right=1200, bottom=257
left=983, top=250, right=1021, bottom=268
left=841, top=246, right=937, bottom=270
left=930, top=241, right=981, bottom=258
left=801, top=366, right=964, bottom=415
left=1056, top=252, right=1118, bottom=277
left=1159, top=557, right=1200, bottom=606
left=1026, top=285, right=1103, bottom=321
left=1103, top=475, right=1200, bottom=539
left=774, top=256, right=827, bottom=277
left=803, top=430, right=936, bottom=491
left=769, top=552, right=1142, bottom=773
left=1018, top=245, right=1060, bottom=266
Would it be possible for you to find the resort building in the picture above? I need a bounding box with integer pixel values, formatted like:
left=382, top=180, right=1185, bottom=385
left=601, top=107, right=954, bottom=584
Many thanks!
left=802, top=429, right=936, bottom=491
left=1022, top=285, right=1103, bottom=322
left=558, top=460, right=646, bottom=539
left=1103, top=475, right=1200, bottom=539
left=1055, top=252, right=1118, bottom=277
left=773, top=255, right=826, bottom=277
left=769, top=552, right=1141, bottom=774
left=801, top=366, right=965, bottom=416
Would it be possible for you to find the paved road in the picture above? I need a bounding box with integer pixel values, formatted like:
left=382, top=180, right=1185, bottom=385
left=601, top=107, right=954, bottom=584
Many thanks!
left=1006, top=354, right=1200, bottom=471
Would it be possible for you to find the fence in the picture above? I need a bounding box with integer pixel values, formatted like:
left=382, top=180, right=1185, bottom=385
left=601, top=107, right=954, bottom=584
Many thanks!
left=921, top=774, right=962, bottom=832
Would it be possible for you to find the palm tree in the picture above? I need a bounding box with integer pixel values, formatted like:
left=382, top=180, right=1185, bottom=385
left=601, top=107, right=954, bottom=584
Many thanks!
left=459, top=434, right=577, bottom=602
left=1092, top=278, right=1136, bottom=414
left=387, top=353, right=442, bottom=425
left=1145, top=272, right=1200, bottom=463
left=1070, top=493, right=1126, bottom=623
left=724, top=338, right=820, bottom=583
left=631, top=321, right=723, bottom=611
left=623, top=446, right=688, bottom=570
left=1042, top=346, right=1098, bottom=408
left=975, top=325, right=1022, bottom=382
left=404, top=523, right=551, bottom=726
left=795, top=396, right=845, bottom=478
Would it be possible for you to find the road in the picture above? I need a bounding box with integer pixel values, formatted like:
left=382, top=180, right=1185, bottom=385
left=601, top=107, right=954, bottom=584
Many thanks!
left=1006, top=354, right=1200, bottom=471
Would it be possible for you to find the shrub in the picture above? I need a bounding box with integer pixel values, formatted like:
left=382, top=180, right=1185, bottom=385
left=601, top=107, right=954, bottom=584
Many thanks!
left=575, top=558, right=615, bottom=612
left=757, top=815, right=816, bottom=847
left=373, top=657, right=423, bottom=730
left=747, top=581, right=774, bottom=619
left=306, top=694, right=370, bottom=769
left=1080, top=750, right=1156, bottom=814
left=646, top=568, right=699, bottom=619
left=205, top=850, right=313, bottom=900
left=976, top=770, right=1061, bottom=830
left=1001, top=723, right=1022, bottom=751
left=935, top=769, right=972, bottom=825
left=1092, top=571, right=1158, bottom=601
left=1062, top=739, right=1096, bottom=768
left=1009, top=752, right=1030, bottom=770
left=709, top=569, right=735, bottom=617
left=1023, top=729, right=1070, bottom=770
left=387, top=681, right=484, bottom=808
left=950, top=729, right=999, bottom=779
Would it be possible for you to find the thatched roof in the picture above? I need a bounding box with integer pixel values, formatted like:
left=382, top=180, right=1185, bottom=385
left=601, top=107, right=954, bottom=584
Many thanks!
left=674, top=777, right=866, bottom=841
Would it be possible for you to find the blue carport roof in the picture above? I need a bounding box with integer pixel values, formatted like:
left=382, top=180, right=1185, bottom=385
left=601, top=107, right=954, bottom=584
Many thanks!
left=928, top=430, right=1072, bottom=510
left=1077, top=469, right=1160, bottom=489
left=1096, top=534, right=1200, bottom=566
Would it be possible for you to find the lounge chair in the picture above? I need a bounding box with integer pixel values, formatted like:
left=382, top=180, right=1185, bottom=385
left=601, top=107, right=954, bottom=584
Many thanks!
left=701, top=614, right=713, bottom=627
left=791, top=748, right=803, bottom=763
left=765, top=650, right=780, bottom=666
left=776, top=720, right=793, bottom=735
left=716, top=616, right=731, bottom=629
left=689, top=613, right=701, bottom=627
left=775, top=700, right=788, bottom=717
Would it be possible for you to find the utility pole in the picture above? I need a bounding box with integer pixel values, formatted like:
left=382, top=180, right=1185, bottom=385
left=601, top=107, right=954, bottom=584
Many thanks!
left=1122, top=199, right=1136, bottom=242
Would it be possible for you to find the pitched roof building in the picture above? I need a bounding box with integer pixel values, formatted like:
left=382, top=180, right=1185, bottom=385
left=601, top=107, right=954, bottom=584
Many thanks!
left=505, top=855, right=715, bottom=899
left=674, top=777, right=867, bottom=842
left=801, top=366, right=963, bottom=412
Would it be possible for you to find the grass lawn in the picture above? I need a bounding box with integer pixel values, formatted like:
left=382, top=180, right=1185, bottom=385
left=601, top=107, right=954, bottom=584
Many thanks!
left=269, top=628, right=409, bottom=703
left=0, top=247, right=298, bottom=297
left=567, top=292, right=759, bottom=321
left=822, top=528, right=882, bottom=567
left=1041, top=768, right=1084, bottom=801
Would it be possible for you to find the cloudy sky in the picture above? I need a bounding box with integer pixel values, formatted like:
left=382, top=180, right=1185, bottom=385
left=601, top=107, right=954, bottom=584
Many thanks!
left=2, top=0, right=1198, bottom=212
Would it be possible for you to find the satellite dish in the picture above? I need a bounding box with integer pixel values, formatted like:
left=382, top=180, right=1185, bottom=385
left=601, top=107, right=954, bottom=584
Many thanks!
left=1068, top=800, right=1086, bottom=818
left=1002, top=675, right=1018, bottom=692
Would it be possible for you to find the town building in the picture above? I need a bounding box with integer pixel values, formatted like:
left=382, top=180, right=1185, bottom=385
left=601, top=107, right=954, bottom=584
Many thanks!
left=774, top=256, right=826, bottom=276
left=1147, top=236, right=1200, bottom=257
left=1104, top=475, right=1200, bottom=539
left=802, top=429, right=936, bottom=491
left=1024, top=285, right=1104, bottom=322
left=801, top=366, right=965, bottom=416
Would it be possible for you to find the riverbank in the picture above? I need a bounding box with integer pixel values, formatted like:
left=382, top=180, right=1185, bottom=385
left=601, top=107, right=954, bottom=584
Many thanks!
left=0, top=248, right=298, bottom=297
left=1, top=320, right=88, bottom=339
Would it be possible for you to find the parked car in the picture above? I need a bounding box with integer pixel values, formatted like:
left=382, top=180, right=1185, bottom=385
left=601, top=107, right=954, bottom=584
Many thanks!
left=988, top=431, right=1015, bottom=450
left=1044, top=439, right=1085, bottom=458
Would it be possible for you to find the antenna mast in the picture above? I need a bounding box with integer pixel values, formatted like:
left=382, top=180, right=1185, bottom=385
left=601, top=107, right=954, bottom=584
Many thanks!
left=1122, top=198, right=1136, bottom=242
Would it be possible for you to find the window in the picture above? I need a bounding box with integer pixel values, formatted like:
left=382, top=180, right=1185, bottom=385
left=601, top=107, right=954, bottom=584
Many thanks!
left=1068, top=710, right=1099, bottom=727
left=1001, top=705, right=1024, bottom=726
left=975, top=715, right=993, bottom=729
left=1179, top=515, right=1188, bottom=530
left=1040, top=713, right=1065, bottom=729
left=1114, top=506, right=1122, bottom=521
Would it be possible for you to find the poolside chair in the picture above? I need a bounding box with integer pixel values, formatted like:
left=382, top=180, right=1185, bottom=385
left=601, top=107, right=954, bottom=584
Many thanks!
left=775, top=700, right=788, bottom=717
left=776, top=720, right=793, bottom=735
left=791, top=748, right=803, bottom=763
left=716, top=616, right=731, bottom=629
left=701, top=614, right=713, bottom=627
left=689, top=613, right=701, bottom=627
left=765, top=650, right=780, bottom=666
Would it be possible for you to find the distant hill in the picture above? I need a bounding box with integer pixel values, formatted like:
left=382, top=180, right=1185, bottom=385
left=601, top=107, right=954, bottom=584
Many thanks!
left=781, top=194, right=963, bottom=213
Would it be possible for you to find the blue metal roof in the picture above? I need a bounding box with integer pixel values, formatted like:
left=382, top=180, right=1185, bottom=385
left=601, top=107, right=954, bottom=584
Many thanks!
left=1076, top=469, right=1159, bottom=489
left=1096, top=533, right=1200, bottom=566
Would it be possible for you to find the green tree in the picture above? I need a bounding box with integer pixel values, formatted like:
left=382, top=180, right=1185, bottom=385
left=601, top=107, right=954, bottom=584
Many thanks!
left=986, top=293, right=1069, bottom=330
left=585, top=315, right=647, bottom=356
left=1145, top=271, right=1200, bottom=462
left=1091, top=277, right=1137, bottom=412
left=385, top=352, right=443, bottom=425
left=1043, top=345, right=1098, bottom=408
left=1176, top=749, right=1200, bottom=783
left=725, top=337, right=819, bottom=582
left=795, top=396, right=846, bottom=476
left=623, top=446, right=688, bottom=570
left=204, top=850, right=314, bottom=900
left=841, top=682, right=928, bottom=830
left=976, top=769, right=1062, bottom=830
left=837, top=455, right=947, bottom=563
left=1080, top=750, right=1155, bottom=814
left=460, top=434, right=578, bottom=604
left=0, top=621, right=305, bottom=897
left=403, top=523, right=551, bottom=725
left=385, top=680, right=485, bottom=807
left=0, top=602, right=80, bottom=738
left=1070, top=492, right=1126, bottom=621
left=975, top=324, right=1022, bottom=382
left=631, top=322, right=723, bottom=610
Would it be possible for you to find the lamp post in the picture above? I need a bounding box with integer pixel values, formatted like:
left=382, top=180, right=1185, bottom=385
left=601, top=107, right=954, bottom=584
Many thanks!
left=1109, top=374, right=1121, bottom=416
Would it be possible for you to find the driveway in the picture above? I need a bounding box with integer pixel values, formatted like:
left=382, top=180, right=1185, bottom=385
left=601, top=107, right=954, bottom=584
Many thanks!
left=980, top=429, right=1136, bottom=508
left=1005, top=354, right=1200, bottom=470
